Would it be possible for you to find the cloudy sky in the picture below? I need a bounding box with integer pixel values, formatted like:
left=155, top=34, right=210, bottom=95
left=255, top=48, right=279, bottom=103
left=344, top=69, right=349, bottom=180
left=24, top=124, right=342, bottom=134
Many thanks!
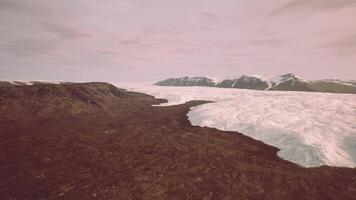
left=0, top=0, right=356, bottom=82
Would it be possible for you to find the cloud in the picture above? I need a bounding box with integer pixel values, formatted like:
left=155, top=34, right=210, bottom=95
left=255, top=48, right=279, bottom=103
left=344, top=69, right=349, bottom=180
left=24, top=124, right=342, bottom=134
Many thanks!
left=269, top=0, right=356, bottom=16
left=170, top=48, right=201, bottom=54
left=200, top=12, right=218, bottom=18
left=1, top=38, right=58, bottom=56
left=0, top=0, right=50, bottom=17
left=245, top=38, right=285, bottom=47
left=0, top=0, right=356, bottom=81
left=98, top=50, right=120, bottom=55
left=41, top=21, right=91, bottom=39
left=0, top=0, right=31, bottom=12
left=324, top=34, right=356, bottom=57
left=117, top=39, right=140, bottom=46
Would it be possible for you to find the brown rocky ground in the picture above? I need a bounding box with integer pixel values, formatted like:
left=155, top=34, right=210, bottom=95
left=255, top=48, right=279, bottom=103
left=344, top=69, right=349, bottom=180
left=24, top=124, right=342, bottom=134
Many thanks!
left=0, top=82, right=355, bottom=200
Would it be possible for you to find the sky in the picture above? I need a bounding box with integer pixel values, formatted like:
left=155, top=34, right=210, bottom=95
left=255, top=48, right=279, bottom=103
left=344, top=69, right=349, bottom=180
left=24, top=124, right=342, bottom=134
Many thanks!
left=0, top=0, right=356, bottom=82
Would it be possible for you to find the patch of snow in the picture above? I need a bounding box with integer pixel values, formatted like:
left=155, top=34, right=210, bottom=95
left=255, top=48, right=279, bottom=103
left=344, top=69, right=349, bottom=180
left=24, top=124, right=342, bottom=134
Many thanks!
left=117, top=82, right=356, bottom=168
left=232, top=80, right=237, bottom=87
left=206, top=76, right=226, bottom=85
left=265, top=81, right=273, bottom=90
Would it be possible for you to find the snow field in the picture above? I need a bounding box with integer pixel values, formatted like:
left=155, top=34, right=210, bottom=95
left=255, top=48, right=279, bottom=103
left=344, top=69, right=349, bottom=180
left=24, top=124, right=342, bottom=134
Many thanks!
left=117, top=83, right=356, bottom=168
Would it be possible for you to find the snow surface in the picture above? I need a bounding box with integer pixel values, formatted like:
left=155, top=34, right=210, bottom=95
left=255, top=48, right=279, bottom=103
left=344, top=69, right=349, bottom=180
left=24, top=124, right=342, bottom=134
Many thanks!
left=117, top=83, right=356, bottom=168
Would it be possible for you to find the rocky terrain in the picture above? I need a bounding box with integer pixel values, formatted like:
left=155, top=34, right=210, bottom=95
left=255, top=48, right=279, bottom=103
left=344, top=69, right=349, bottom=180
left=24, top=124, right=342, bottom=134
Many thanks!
left=155, top=73, right=356, bottom=94
left=0, top=82, right=356, bottom=199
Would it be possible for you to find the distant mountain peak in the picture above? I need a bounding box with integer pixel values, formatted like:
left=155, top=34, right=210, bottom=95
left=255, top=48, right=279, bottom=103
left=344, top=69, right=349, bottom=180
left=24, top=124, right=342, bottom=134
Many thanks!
left=279, top=73, right=301, bottom=80
left=281, top=73, right=296, bottom=77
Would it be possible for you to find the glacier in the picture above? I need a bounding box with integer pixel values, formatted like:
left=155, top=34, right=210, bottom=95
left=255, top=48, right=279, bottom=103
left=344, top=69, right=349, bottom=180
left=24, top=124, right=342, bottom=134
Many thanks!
left=117, top=83, right=356, bottom=168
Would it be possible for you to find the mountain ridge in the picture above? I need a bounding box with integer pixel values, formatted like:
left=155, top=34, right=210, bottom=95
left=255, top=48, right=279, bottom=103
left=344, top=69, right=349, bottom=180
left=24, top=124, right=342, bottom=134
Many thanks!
left=155, top=73, right=356, bottom=94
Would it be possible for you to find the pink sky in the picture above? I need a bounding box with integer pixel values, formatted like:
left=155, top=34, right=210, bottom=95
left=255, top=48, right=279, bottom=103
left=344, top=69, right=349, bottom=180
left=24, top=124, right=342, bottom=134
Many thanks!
left=0, top=0, right=356, bottom=82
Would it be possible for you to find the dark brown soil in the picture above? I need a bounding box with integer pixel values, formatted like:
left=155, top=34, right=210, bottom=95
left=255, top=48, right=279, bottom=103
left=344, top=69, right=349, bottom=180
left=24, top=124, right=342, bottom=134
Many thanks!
left=0, top=82, right=355, bottom=200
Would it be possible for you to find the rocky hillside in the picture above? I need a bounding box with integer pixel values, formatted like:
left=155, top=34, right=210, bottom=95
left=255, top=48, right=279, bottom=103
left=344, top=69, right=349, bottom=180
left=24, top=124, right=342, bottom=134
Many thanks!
left=155, top=73, right=356, bottom=94
left=0, top=82, right=126, bottom=120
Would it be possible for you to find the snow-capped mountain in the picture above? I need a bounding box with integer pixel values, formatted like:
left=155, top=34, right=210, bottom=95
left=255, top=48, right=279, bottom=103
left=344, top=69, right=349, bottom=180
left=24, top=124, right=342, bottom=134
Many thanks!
left=155, top=73, right=356, bottom=94
left=216, top=75, right=270, bottom=90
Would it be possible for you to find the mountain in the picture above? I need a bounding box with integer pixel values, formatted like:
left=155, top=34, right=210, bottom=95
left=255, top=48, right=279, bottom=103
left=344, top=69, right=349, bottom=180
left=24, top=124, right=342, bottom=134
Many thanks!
left=267, top=73, right=314, bottom=92
left=154, top=76, right=216, bottom=86
left=216, top=75, right=269, bottom=90
left=155, top=73, right=356, bottom=94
